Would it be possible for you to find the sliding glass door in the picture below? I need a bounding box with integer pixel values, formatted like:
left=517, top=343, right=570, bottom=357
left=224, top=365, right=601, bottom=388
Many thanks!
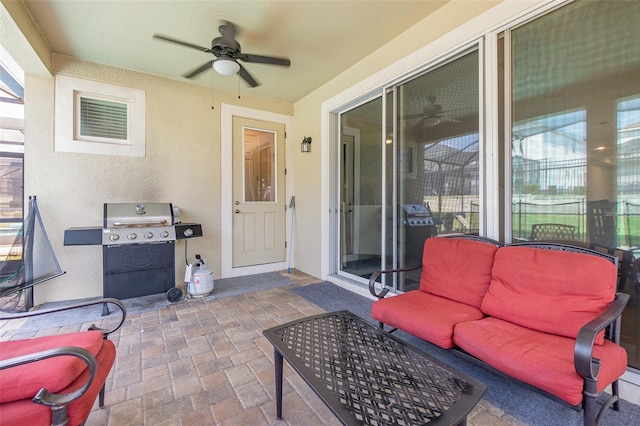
left=338, top=49, right=480, bottom=292
left=505, top=0, right=640, bottom=370
left=335, top=0, right=640, bottom=372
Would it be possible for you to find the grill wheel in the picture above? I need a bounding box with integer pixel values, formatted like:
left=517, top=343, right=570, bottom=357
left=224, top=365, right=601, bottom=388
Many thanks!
left=167, top=287, right=183, bottom=303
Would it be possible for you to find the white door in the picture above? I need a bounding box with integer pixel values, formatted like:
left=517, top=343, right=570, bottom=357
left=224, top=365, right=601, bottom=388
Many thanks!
left=232, top=117, right=286, bottom=267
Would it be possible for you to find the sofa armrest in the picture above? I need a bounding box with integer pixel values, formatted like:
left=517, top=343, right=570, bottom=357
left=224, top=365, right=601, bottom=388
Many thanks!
left=574, top=292, right=630, bottom=380
left=368, top=265, right=421, bottom=299
left=0, top=345, right=97, bottom=412
left=0, top=298, right=126, bottom=338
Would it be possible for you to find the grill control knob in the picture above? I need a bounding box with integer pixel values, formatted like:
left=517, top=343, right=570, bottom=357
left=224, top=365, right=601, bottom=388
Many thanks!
left=109, top=234, right=120, bottom=241
left=127, top=233, right=137, bottom=240
left=183, top=228, right=194, bottom=238
left=144, top=231, right=154, bottom=239
left=160, top=230, right=170, bottom=238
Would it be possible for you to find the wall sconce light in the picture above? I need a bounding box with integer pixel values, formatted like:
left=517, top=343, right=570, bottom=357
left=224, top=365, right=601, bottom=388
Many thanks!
left=301, top=136, right=312, bottom=153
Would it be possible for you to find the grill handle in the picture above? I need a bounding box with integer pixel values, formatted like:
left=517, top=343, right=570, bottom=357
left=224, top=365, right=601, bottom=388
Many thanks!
left=112, top=220, right=168, bottom=226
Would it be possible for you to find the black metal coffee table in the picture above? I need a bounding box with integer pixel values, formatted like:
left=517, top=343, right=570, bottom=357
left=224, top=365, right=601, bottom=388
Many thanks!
left=263, top=310, right=486, bottom=425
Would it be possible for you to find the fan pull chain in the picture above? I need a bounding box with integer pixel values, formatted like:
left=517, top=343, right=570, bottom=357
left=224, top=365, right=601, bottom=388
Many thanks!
left=211, top=72, right=215, bottom=109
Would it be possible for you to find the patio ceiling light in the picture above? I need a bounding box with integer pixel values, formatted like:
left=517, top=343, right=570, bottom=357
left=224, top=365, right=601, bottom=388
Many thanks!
left=213, top=58, right=240, bottom=76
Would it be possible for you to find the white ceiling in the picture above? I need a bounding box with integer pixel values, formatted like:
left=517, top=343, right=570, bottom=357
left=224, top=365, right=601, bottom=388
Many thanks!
left=21, top=0, right=448, bottom=103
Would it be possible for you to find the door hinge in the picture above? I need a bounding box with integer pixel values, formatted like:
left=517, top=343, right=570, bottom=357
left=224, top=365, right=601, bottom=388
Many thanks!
left=285, top=168, right=287, bottom=175
left=285, top=241, right=287, bottom=248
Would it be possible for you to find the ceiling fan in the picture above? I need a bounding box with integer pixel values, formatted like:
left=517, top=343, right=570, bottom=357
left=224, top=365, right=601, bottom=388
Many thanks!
left=404, top=95, right=460, bottom=127
left=153, top=20, right=291, bottom=87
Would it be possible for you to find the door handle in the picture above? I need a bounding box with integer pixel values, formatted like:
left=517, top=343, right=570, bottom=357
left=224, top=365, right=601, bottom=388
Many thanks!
left=235, top=209, right=240, bottom=214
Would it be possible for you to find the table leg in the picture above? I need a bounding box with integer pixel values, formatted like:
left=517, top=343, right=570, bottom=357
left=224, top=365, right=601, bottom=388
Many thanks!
left=274, top=348, right=283, bottom=420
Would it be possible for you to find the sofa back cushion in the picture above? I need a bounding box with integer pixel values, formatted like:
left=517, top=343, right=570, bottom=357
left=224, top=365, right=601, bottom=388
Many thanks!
left=420, top=237, right=499, bottom=307
left=482, top=246, right=617, bottom=343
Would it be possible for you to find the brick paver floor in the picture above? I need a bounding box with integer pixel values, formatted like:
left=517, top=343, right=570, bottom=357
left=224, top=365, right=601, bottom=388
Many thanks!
left=1, top=269, right=524, bottom=425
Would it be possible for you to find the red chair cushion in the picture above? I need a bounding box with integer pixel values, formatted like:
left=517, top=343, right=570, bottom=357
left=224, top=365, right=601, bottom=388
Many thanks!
left=482, top=246, right=617, bottom=344
left=454, top=317, right=628, bottom=405
left=0, top=330, right=105, bottom=404
left=0, top=337, right=115, bottom=426
left=0, top=398, right=48, bottom=426
left=372, top=290, right=485, bottom=348
left=66, top=339, right=116, bottom=426
left=420, top=237, right=499, bottom=308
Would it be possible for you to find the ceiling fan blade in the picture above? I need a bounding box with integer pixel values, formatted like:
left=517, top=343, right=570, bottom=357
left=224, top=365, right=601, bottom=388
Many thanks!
left=239, top=53, right=290, bottom=67
left=403, top=113, right=426, bottom=120
left=182, top=61, right=214, bottom=79
left=238, top=64, right=259, bottom=87
left=153, top=34, right=212, bottom=53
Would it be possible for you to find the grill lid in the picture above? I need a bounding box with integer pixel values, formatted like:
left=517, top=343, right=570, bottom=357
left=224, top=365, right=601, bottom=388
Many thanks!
left=104, top=203, right=174, bottom=228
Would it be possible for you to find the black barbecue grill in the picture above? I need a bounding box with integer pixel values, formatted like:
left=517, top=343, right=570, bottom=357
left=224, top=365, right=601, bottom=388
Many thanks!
left=402, top=204, right=441, bottom=266
left=64, top=203, right=202, bottom=307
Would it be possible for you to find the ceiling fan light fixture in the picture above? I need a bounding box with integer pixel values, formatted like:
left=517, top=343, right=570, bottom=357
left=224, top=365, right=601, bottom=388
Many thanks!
left=424, top=116, right=441, bottom=127
left=213, top=58, right=240, bottom=76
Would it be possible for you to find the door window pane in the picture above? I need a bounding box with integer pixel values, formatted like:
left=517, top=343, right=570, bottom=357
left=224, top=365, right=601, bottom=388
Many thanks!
left=340, top=98, right=383, bottom=279
left=0, top=154, right=23, bottom=259
left=618, top=96, right=640, bottom=250
left=511, top=109, right=586, bottom=240
left=243, top=128, right=275, bottom=202
left=397, top=50, right=480, bottom=291
left=338, top=51, right=480, bottom=292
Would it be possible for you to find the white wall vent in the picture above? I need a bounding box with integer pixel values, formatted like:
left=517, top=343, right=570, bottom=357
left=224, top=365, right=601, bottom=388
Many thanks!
left=55, top=75, right=145, bottom=157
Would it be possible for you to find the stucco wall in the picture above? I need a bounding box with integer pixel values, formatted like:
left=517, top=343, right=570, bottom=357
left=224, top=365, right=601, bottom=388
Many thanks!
left=13, top=0, right=533, bottom=297
left=25, top=54, right=292, bottom=304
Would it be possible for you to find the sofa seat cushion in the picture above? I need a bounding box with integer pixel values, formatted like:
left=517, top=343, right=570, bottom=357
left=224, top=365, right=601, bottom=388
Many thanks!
left=372, top=290, right=485, bottom=349
left=482, top=246, right=617, bottom=344
left=0, top=330, right=106, bottom=404
left=453, top=317, right=628, bottom=406
left=0, top=339, right=115, bottom=426
left=420, top=237, right=499, bottom=308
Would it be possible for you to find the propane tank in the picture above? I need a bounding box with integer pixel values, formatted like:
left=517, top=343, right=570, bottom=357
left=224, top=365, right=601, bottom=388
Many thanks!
left=187, top=259, right=214, bottom=298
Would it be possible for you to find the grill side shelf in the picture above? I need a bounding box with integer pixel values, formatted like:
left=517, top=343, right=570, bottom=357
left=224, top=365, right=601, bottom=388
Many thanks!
left=64, top=227, right=102, bottom=246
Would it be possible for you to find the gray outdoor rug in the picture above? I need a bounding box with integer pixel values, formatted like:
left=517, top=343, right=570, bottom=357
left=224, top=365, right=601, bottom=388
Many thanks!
left=291, top=281, right=640, bottom=426
left=18, top=271, right=294, bottom=332
left=212, top=271, right=294, bottom=299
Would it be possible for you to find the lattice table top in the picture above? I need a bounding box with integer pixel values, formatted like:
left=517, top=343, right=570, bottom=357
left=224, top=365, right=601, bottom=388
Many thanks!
left=264, top=311, right=486, bottom=425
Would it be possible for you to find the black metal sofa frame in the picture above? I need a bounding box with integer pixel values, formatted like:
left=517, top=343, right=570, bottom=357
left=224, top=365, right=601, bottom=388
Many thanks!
left=369, top=235, right=630, bottom=426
